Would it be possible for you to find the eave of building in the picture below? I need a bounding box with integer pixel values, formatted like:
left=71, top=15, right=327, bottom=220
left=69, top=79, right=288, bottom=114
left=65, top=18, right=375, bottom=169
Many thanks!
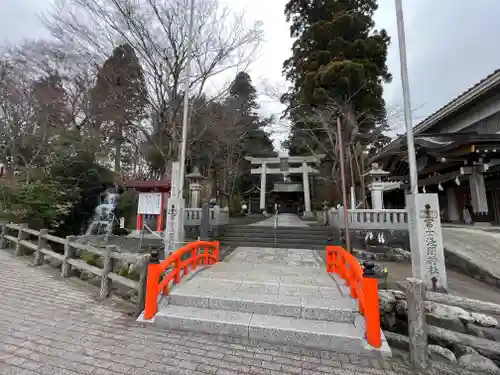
left=123, top=180, right=171, bottom=191
left=371, top=69, right=500, bottom=161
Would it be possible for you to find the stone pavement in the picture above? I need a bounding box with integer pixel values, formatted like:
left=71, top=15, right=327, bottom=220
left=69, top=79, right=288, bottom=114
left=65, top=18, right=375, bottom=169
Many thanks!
left=443, top=226, right=500, bottom=279
left=0, top=248, right=478, bottom=375
left=248, top=213, right=309, bottom=227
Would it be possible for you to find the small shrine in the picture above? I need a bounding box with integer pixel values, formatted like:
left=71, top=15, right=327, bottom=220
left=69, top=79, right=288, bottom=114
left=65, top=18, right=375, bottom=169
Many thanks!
left=123, top=179, right=171, bottom=233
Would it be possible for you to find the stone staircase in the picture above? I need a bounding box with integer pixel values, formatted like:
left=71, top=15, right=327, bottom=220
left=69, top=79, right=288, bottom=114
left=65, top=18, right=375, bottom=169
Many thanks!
left=219, top=224, right=334, bottom=249
left=154, top=247, right=390, bottom=356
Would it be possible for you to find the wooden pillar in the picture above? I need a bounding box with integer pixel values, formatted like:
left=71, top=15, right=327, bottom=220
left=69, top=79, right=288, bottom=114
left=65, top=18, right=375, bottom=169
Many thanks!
left=136, top=213, right=143, bottom=231
left=100, top=245, right=115, bottom=299
left=406, top=277, right=429, bottom=370
left=157, top=191, right=165, bottom=232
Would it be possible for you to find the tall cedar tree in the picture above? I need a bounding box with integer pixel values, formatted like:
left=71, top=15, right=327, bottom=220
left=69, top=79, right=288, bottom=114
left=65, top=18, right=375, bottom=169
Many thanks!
left=282, top=0, right=392, bottom=155
left=228, top=72, right=275, bottom=157
left=90, top=44, right=147, bottom=175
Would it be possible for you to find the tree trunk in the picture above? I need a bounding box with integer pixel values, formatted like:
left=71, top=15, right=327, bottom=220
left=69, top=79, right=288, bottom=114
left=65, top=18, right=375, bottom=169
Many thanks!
left=114, top=123, right=122, bottom=180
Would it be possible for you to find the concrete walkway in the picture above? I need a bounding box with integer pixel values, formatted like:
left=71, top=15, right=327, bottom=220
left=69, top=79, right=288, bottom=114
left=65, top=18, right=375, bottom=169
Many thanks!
left=248, top=213, right=309, bottom=227
left=443, top=226, right=500, bottom=279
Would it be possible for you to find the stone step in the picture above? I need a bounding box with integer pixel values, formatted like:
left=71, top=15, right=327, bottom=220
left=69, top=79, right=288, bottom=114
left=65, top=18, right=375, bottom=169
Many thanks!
left=155, top=305, right=390, bottom=356
left=222, top=236, right=330, bottom=244
left=221, top=240, right=326, bottom=249
left=168, top=278, right=357, bottom=323
left=222, top=231, right=333, bottom=239
left=224, top=225, right=332, bottom=232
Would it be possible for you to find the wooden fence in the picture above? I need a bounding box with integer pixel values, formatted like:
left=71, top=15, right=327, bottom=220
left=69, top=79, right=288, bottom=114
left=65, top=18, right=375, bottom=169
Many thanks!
left=406, top=277, right=500, bottom=370
left=0, top=222, right=148, bottom=315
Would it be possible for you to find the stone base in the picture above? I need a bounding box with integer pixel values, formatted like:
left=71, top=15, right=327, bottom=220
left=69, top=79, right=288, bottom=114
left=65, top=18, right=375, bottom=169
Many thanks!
left=473, top=221, right=493, bottom=227
left=471, top=212, right=494, bottom=223
left=302, top=211, right=315, bottom=219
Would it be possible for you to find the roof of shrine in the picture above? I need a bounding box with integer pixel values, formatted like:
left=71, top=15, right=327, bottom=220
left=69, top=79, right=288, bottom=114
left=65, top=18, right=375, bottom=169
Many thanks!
left=373, top=69, right=500, bottom=160
left=123, top=180, right=171, bottom=190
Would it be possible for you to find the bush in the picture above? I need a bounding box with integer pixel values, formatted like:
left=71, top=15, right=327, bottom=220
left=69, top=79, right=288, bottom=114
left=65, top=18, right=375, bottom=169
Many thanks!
left=79, top=252, right=101, bottom=267
left=0, top=180, right=72, bottom=230
left=114, top=189, right=138, bottom=229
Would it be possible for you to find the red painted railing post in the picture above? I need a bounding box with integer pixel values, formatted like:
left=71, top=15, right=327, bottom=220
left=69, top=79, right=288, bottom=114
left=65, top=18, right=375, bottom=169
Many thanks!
left=213, top=241, right=219, bottom=263
left=144, top=251, right=161, bottom=320
left=203, top=246, right=209, bottom=265
left=362, top=261, right=381, bottom=348
left=191, top=247, right=198, bottom=270
left=325, top=247, right=333, bottom=273
left=174, top=256, right=181, bottom=284
left=338, top=253, right=346, bottom=280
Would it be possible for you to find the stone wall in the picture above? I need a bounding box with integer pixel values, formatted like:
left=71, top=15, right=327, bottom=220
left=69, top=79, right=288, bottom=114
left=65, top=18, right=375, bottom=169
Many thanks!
left=380, top=289, right=500, bottom=374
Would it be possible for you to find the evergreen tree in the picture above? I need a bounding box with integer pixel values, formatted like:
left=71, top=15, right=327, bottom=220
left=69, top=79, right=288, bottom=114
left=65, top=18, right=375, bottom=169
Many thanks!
left=282, top=0, right=392, bottom=155
left=90, top=44, right=147, bottom=176
left=227, top=72, right=274, bottom=157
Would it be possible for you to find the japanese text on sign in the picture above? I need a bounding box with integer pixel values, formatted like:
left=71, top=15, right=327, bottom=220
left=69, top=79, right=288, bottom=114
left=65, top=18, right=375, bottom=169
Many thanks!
left=165, top=205, right=177, bottom=254
left=423, top=210, right=440, bottom=278
left=137, top=193, right=162, bottom=215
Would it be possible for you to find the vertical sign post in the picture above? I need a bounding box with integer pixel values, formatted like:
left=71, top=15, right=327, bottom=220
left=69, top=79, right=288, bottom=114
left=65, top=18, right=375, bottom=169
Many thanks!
left=164, top=162, right=185, bottom=255
left=407, top=194, right=447, bottom=291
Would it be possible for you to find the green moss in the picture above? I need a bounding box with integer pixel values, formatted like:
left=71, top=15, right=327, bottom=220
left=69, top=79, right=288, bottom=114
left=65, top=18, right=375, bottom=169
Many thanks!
left=118, top=267, right=129, bottom=277
left=79, top=252, right=99, bottom=267
left=127, top=271, right=140, bottom=281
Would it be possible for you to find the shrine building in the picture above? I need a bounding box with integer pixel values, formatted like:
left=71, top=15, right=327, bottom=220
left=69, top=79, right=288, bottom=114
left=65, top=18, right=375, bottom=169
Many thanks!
left=371, top=69, right=500, bottom=224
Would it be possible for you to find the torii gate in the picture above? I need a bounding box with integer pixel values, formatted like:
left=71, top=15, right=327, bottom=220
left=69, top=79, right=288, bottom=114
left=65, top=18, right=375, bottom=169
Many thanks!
left=245, top=154, right=325, bottom=216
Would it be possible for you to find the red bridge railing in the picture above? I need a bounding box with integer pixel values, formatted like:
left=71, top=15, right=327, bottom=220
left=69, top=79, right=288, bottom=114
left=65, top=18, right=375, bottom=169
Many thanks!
left=143, top=240, right=219, bottom=319
left=325, top=245, right=381, bottom=348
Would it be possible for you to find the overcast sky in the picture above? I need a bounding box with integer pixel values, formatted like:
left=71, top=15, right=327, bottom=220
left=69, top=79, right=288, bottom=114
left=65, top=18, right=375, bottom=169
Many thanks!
left=2, top=0, right=500, bottom=150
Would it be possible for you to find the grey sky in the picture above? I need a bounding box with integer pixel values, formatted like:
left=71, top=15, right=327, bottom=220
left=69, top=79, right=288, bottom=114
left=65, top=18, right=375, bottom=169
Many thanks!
left=2, top=0, right=500, bottom=148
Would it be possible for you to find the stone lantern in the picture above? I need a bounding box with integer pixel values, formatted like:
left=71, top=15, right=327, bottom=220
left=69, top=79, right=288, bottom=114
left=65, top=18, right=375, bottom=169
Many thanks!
left=186, top=166, right=203, bottom=208
left=363, top=163, right=390, bottom=210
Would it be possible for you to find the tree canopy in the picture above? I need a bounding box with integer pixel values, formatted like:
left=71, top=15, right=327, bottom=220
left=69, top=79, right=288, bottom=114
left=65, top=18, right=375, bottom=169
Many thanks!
left=0, top=0, right=275, bottom=232
left=282, top=0, right=392, bottom=156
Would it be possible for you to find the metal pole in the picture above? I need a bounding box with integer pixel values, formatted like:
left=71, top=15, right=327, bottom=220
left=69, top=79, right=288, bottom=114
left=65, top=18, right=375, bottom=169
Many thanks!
left=337, top=116, right=351, bottom=251
left=395, top=0, right=418, bottom=194
left=178, top=0, right=196, bottom=198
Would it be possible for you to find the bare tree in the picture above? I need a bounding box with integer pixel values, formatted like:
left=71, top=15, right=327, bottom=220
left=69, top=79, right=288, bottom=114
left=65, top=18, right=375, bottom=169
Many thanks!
left=45, top=0, right=264, bottom=175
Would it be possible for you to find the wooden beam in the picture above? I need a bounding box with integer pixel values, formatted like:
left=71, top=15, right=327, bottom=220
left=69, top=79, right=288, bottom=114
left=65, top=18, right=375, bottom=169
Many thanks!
left=245, top=155, right=325, bottom=165
left=250, top=166, right=320, bottom=175
left=416, top=166, right=473, bottom=187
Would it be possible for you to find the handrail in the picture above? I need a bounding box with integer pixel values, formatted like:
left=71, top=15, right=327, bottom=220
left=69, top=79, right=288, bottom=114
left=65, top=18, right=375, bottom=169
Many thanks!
left=325, top=245, right=381, bottom=348
left=143, top=240, right=219, bottom=319
left=0, top=222, right=148, bottom=316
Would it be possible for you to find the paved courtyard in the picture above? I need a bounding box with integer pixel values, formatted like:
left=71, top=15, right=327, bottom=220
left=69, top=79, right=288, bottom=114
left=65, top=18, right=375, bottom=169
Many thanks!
left=0, top=248, right=479, bottom=375
left=443, top=226, right=500, bottom=280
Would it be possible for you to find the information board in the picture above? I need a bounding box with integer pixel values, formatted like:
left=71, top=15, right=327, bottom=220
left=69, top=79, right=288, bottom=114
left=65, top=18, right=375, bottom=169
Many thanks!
left=137, top=193, right=163, bottom=215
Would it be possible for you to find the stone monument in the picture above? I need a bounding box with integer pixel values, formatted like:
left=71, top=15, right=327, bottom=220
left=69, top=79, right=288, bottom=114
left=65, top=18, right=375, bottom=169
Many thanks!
left=406, top=193, right=448, bottom=292
left=164, top=162, right=185, bottom=255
